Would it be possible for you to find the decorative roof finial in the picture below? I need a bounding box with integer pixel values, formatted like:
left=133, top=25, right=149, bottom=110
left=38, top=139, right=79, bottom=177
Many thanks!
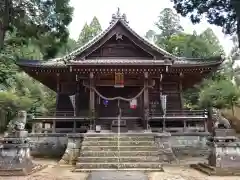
left=110, top=7, right=129, bottom=24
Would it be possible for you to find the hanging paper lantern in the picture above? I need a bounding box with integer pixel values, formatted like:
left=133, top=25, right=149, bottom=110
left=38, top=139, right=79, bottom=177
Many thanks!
left=130, top=99, right=137, bottom=109
left=103, top=99, right=109, bottom=107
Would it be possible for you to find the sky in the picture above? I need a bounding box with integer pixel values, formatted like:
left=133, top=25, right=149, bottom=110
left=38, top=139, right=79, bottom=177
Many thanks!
left=68, top=0, right=234, bottom=55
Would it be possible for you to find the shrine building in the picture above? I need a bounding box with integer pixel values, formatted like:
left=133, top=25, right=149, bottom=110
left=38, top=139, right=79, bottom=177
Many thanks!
left=17, top=10, right=223, bottom=133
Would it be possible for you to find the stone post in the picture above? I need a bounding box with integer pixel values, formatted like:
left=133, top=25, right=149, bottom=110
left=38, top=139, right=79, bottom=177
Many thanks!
left=154, top=132, right=177, bottom=163
left=208, top=129, right=240, bottom=169
left=59, top=134, right=84, bottom=165
left=0, top=111, right=45, bottom=175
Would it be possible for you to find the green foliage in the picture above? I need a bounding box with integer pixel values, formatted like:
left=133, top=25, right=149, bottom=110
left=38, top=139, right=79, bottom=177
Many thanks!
left=57, top=38, right=78, bottom=57
left=89, top=16, right=102, bottom=37
left=199, top=80, right=240, bottom=109
left=167, top=30, right=224, bottom=58
left=146, top=8, right=183, bottom=49
left=0, top=0, right=73, bottom=58
left=77, top=16, right=102, bottom=46
left=145, top=8, right=224, bottom=58
left=171, top=0, right=240, bottom=47
left=0, top=91, right=32, bottom=112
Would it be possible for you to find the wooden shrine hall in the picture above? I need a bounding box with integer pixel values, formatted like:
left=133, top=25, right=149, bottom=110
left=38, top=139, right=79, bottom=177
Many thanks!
left=17, top=9, right=223, bottom=133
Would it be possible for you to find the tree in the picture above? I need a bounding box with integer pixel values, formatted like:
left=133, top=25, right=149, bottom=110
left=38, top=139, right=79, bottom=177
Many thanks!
left=167, top=30, right=224, bottom=58
left=89, top=16, right=102, bottom=38
left=199, top=79, right=240, bottom=115
left=77, top=17, right=102, bottom=46
left=57, top=38, right=78, bottom=57
left=148, top=8, right=183, bottom=49
left=77, top=23, right=92, bottom=46
left=200, top=28, right=225, bottom=56
left=155, top=8, right=183, bottom=40
left=0, top=0, right=73, bottom=58
left=145, top=30, right=157, bottom=42
left=171, top=0, right=240, bottom=47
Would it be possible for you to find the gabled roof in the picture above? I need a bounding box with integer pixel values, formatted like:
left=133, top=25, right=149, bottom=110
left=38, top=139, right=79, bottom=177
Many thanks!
left=17, top=9, right=224, bottom=68
left=62, top=12, right=177, bottom=61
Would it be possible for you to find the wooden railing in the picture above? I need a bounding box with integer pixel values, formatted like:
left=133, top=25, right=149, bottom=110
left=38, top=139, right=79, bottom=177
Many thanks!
left=150, top=109, right=208, bottom=118
left=149, top=109, right=208, bottom=133
left=32, top=111, right=76, bottom=117
left=29, top=109, right=209, bottom=133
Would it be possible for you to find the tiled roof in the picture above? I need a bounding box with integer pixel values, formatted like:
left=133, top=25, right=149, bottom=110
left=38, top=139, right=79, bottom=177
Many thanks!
left=16, top=59, right=67, bottom=67
left=68, top=59, right=173, bottom=65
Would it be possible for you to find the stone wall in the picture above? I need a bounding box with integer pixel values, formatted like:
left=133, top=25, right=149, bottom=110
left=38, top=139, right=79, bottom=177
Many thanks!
left=27, top=132, right=211, bottom=159
left=170, top=132, right=210, bottom=158
left=28, top=133, right=67, bottom=158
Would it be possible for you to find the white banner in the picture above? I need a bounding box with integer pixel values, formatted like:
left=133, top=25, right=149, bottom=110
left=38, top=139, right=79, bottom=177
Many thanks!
left=130, top=98, right=137, bottom=109
left=160, top=95, right=167, bottom=115
left=69, top=94, right=76, bottom=116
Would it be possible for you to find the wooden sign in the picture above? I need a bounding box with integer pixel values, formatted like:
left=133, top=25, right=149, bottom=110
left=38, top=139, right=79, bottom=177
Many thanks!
left=114, top=72, right=124, bottom=88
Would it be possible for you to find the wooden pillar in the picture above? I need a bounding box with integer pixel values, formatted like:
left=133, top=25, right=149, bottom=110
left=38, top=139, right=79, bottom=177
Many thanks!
left=179, top=72, right=184, bottom=109
left=76, top=74, right=80, bottom=116
left=183, top=120, right=187, bottom=132
left=160, top=74, right=166, bottom=131
left=204, top=110, right=208, bottom=132
left=73, top=119, right=76, bottom=133
left=52, top=73, right=60, bottom=133
left=52, top=120, right=56, bottom=133
left=89, top=72, right=95, bottom=130
left=144, top=72, right=149, bottom=129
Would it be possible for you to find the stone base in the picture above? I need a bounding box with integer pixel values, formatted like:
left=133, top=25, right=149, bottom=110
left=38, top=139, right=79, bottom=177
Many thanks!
left=191, top=163, right=240, bottom=176
left=0, top=135, right=41, bottom=176
left=59, top=133, right=84, bottom=165
left=0, top=164, right=47, bottom=176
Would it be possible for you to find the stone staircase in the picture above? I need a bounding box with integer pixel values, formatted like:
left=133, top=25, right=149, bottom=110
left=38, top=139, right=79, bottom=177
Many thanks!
left=74, top=133, right=176, bottom=172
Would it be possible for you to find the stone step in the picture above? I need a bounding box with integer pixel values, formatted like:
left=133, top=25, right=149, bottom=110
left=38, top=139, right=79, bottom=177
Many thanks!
left=75, top=162, right=162, bottom=169
left=83, top=136, right=154, bottom=141
left=82, top=141, right=156, bottom=146
left=77, top=156, right=160, bottom=163
left=80, top=151, right=160, bottom=157
left=81, top=146, right=158, bottom=151
left=73, top=168, right=163, bottom=172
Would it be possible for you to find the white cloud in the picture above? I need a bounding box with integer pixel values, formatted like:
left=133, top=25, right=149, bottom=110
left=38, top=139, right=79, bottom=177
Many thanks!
left=69, top=0, right=234, bottom=55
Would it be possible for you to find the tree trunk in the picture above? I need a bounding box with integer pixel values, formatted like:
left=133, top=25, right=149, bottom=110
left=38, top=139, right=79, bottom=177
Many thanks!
left=0, top=22, right=6, bottom=50
left=0, top=0, right=11, bottom=51
left=231, top=100, right=235, bottom=116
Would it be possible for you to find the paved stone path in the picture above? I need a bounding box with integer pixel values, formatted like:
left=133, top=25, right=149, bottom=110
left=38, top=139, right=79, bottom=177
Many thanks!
left=87, top=171, right=148, bottom=180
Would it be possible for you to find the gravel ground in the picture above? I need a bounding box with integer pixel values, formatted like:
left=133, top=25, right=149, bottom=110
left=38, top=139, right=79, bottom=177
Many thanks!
left=0, top=158, right=88, bottom=180
left=1, top=158, right=240, bottom=180
left=149, top=166, right=240, bottom=180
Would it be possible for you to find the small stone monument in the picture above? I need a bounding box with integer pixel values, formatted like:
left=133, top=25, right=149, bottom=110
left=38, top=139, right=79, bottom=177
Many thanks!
left=191, top=127, right=240, bottom=176
left=0, top=111, right=45, bottom=176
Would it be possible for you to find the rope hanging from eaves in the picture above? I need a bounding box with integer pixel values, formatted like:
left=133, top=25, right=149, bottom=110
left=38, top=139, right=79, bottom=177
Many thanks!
left=82, top=81, right=152, bottom=101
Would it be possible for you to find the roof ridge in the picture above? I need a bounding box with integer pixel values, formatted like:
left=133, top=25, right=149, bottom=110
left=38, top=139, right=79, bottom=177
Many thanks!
left=54, top=15, right=179, bottom=62
left=56, top=19, right=118, bottom=62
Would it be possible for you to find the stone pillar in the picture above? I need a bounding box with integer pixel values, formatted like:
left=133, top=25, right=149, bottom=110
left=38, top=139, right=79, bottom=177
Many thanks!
left=59, top=134, right=84, bottom=165
left=154, top=132, right=177, bottom=163
left=0, top=111, right=45, bottom=175
left=208, top=129, right=240, bottom=169
left=89, top=72, right=95, bottom=130
left=144, top=72, right=149, bottom=130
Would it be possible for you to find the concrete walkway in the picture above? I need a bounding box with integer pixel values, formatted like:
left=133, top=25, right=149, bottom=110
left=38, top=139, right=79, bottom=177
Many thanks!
left=87, top=171, right=148, bottom=180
